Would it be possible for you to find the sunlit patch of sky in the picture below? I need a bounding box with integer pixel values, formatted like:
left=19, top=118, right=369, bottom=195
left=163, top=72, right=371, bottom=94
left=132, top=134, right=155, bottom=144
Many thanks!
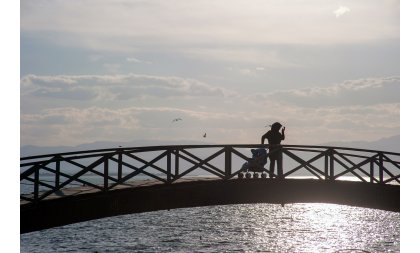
left=20, top=0, right=399, bottom=147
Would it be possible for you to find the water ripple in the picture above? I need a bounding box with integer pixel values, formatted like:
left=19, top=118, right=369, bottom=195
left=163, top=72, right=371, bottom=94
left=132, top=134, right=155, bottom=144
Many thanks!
left=21, top=203, right=399, bottom=252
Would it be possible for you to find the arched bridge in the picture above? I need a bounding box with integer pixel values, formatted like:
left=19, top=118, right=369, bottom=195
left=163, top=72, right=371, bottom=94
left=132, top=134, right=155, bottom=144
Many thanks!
left=20, top=144, right=400, bottom=233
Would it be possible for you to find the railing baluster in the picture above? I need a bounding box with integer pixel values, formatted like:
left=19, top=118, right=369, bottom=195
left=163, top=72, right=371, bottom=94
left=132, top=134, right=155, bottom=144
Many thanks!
left=225, top=146, right=232, bottom=179
left=104, top=157, right=108, bottom=190
left=55, top=157, right=60, bottom=189
left=118, top=152, right=122, bottom=181
left=34, top=167, right=39, bottom=202
left=324, top=151, right=329, bottom=180
left=329, top=148, right=334, bottom=180
left=175, top=148, right=179, bottom=177
left=370, top=159, right=374, bottom=183
left=379, top=152, right=384, bottom=184
left=278, top=146, right=284, bottom=179
left=167, top=150, right=172, bottom=183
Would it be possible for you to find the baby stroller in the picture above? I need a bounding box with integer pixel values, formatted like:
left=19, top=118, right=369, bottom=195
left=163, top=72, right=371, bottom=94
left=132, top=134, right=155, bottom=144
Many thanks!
left=238, top=148, right=268, bottom=179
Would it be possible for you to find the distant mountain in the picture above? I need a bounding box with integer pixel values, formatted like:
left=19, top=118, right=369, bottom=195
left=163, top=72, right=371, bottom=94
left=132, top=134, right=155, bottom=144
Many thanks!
left=21, top=135, right=400, bottom=157
left=319, top=135, right=399, bottom=153
left=20, top=139, right=212, bottom=157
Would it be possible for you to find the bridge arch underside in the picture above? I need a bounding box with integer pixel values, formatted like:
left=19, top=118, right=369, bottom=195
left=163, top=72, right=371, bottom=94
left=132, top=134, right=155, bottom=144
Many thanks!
left=21, top=179, right=399, bottom=233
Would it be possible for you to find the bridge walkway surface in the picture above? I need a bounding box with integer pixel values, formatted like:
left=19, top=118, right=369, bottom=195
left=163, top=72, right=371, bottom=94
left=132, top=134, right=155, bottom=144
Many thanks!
left=20, top=177, right=217, bottom=205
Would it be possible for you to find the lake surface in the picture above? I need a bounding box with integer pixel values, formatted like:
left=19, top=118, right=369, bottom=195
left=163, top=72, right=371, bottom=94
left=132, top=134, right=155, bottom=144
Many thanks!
left=20, top=203, right=399, bottom=252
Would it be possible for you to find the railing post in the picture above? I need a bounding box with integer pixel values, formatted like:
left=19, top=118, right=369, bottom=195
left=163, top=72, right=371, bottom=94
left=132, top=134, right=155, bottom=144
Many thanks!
left=324, top=151, right=329, bottom=180
left=118, top=152, right=122, bottom=181
left=167, top=150, right=172, bottom=183
left=379, top=152, right=384, bottom=184
left=278, top=146, right=284, bottom=179
left=34, top=167, right=39, bottom=202
left=225, top=146, right=232, bottom=179
left=329, top=148, right=334, bottom=181
left=370, top=159, right=374, bottom=183
left=175, top=148, right=179, bottom=177
left=55, top=157, right=60, bottom=188
left=104, top=157, right=108, bottom=190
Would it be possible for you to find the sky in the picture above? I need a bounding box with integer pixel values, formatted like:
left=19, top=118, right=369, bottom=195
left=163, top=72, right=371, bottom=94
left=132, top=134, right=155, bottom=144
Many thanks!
left=20, top=0, right=400, bottom=147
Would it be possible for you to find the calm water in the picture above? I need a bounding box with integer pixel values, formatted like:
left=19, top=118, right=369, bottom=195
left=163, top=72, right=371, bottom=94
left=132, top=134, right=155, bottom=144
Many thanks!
left=20, top=203, right=399, bottom=252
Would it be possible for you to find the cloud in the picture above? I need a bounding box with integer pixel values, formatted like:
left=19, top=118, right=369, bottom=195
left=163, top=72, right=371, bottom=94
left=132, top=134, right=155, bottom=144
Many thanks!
left=126, top=57, right=152, bottom=64
left=21, top=74, right=228, bottom=101
left=20, top=74, right=400, bottom=146
left=126, top=57, right=141, bottom=63
left=227, top=66, right=268, bottom=77
left=20, top=106, right=259, bottom=146
left=253, top=76, right=400, bottom=107
left=334, top=6, right=351, bottom=18
left=186, top=48, right=301, bottom=68
left=20, top=99, right=400, bottom=147
left=20, top=0, right=398, bottom=52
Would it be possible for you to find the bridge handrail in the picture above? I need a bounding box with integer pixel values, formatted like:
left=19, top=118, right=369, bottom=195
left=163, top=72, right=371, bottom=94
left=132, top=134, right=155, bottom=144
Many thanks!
left=20, top=144, right=399, bottom=161
left=20, top=144, right=400, bottom=204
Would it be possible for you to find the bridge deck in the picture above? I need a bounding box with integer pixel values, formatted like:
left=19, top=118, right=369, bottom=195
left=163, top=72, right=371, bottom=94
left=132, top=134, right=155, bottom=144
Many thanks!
left=20, top=176, right=219, bottom=205
left=21, top=177, right=400, bottom=233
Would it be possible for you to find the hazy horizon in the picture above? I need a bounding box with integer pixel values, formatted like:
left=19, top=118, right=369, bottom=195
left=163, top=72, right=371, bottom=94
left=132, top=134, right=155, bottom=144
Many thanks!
left=20, top=134, right=400, bottom=158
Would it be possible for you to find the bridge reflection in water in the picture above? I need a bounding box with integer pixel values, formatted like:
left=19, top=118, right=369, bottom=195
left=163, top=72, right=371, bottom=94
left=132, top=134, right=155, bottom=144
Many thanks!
left=20, top=144, right=400, bottom=233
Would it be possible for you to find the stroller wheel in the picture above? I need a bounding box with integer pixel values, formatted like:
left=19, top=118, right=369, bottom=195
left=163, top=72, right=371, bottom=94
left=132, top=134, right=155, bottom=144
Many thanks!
left=238, top=173, right=244, bottom=179
left=253, top=172, right=259, bottom=179
left=261, top=173, right=267, bottom=178
left=245, top=172, right=252, bottom=179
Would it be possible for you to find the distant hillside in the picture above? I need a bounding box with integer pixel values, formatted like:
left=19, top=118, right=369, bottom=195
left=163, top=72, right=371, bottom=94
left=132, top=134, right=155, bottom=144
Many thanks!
left=21, top=135, right=400, bottom=157
left=319, top=135, right=399, bottom=153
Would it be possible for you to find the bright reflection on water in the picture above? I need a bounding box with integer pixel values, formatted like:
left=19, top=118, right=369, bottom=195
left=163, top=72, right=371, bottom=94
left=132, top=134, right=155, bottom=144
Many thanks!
left=21, top=203, right=399, bottom=253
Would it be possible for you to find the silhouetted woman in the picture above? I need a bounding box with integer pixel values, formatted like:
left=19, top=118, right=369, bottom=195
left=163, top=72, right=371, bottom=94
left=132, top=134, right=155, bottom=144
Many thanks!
left=261, top=122, right=285, bottom=178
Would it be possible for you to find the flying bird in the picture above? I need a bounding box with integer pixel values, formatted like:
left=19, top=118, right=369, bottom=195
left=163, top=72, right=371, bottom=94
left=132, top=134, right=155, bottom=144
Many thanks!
left=172, top=118, right=182, bottom=123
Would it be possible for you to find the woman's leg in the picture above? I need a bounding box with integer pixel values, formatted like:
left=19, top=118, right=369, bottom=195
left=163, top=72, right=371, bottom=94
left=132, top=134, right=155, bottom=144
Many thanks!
left=269, top=156, right=275, bottom=177
left=276, top=157, right=284, bottom=179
